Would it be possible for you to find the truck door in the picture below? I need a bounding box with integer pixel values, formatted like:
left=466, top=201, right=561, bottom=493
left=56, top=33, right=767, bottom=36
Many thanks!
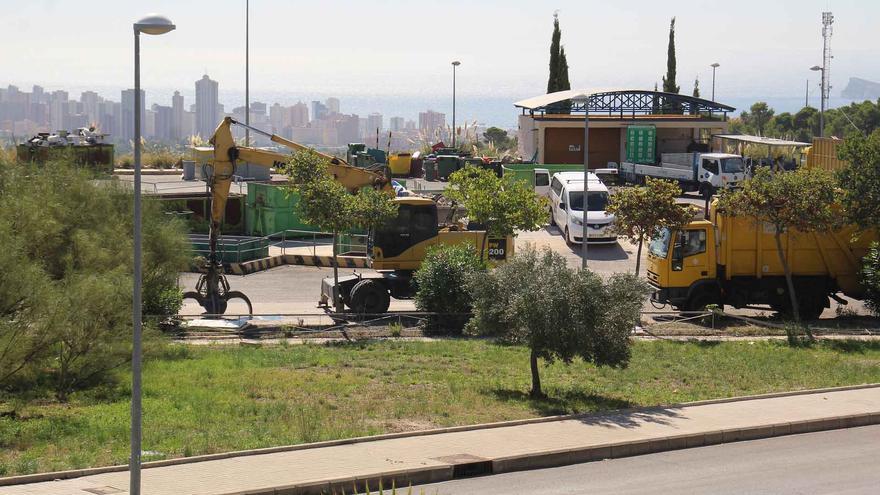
left=534, top=169, right=550, bottom=198
left=700, top=159, right=720, bottom=187
left=669, top=228, right=711, bottom=288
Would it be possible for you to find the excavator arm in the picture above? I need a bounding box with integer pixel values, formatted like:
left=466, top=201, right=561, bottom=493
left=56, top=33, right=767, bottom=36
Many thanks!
left=185, top=117, right=393, bottom=316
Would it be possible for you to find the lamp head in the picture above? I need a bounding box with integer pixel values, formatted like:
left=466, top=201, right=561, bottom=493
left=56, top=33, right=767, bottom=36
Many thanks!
left=711, top=62, right=720, bottom=68
left=134, top=14, right=175, bottom=35
left=452, top=61, right=461, bottom=67
left=810, top=65, right=822, bottom=72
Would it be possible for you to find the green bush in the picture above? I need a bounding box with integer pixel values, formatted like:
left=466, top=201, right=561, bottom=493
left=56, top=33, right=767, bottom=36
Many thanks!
left=0, top=159, right=190, bottom=400
left=467, top=246, right=648, bottom=397
left=413, top=244, right=486, bottom=334
left=863, top=242, right=880, bottom=316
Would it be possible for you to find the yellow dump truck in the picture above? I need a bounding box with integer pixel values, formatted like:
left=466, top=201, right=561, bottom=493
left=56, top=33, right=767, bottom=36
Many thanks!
left=646, top=203, right=876, bottom=318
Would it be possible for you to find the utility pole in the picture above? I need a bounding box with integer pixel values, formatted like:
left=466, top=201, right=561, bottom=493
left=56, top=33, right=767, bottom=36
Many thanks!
left=451, top=61, right=460, bottom=147
left=805, top=79, right=809, bottom=108
left=245, top=0, right=250, bottom=147
left=710, top=63, right=720, bottom=101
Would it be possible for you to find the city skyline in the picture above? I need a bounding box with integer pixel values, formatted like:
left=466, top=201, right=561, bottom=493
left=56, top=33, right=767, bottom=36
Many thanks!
left=0, top=76, right=461, bottom=149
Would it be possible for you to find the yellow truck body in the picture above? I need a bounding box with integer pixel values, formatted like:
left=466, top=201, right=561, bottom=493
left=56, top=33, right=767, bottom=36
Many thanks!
left=647, top=202, right=876, bottom=317
left=805, top=137, right=849, bottom=172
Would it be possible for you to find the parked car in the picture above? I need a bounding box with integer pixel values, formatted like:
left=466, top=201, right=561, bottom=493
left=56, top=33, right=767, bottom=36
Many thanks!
left=549, top=172, right=617, bottom=245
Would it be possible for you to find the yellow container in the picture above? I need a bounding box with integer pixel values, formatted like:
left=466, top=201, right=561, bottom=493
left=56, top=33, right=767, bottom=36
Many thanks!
left=806, top=137, right=848, bottom=171
left=388, top=153, right=412, bottom=176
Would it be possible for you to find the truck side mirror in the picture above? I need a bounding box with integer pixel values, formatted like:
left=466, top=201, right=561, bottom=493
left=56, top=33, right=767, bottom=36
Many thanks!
left=559, top=203, right=566, bottom=211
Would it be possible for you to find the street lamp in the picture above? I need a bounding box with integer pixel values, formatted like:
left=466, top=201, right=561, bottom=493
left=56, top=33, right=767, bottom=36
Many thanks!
left=572, top=93, right=590, bottom=270
left=132, top=13, right=175, bottom=495
left=710, top=63, right=720, bottom=101
left=811, top=65, right=826, bottom=137
left=451, top=61, right=460, bottom=147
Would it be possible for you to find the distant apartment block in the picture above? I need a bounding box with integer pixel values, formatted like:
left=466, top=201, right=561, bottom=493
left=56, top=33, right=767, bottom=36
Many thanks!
left=195, top=74, right=219, bottom=139
left=419, top=110, right=446, bottom=134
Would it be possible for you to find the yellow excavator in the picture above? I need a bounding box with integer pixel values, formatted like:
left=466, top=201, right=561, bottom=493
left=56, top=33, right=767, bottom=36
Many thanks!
left=185, top=117, right=509, bottom=316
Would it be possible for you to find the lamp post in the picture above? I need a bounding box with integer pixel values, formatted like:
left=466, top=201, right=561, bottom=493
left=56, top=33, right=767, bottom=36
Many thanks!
left=245, top=0, right=250, bottom=147
left=573, top=94, right=590, bottom=270
left=132, top=14, right=175, bottom=495
left=811, top=65, right=826, bottom=137
left=451, top=60, right=460, bottom=147
left=710, top=63, right=720, bottom=101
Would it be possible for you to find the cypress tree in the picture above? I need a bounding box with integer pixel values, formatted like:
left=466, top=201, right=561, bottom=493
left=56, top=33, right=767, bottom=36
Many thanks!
left=662, top=17, right=679, bottom=94
left=692, top=76, right=700, bottom=98
left=558, top=46, right=572, bottom=114
left=547, top=13, right=561, bottom=94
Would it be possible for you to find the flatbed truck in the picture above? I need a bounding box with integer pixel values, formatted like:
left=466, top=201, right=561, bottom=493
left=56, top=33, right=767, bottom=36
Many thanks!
left=619, top=152, right=745, bottom=197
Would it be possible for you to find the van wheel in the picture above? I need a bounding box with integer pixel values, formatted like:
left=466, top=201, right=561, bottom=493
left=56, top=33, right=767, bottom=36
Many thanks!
left=549, top=209, right=556, bottom=227
left=564, top=227, right=573, bottom=246
left=348, top=279, right=390, bottom=314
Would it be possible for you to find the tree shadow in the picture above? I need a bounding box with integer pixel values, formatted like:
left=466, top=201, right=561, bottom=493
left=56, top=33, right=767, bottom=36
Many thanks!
left=489, top=388, right=684, bottom=429
left=820, top=339, right=880, bottom=354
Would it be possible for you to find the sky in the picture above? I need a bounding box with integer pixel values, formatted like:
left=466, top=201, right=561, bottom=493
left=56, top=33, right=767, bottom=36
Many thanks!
left=1, top=0, right=878, bottom=111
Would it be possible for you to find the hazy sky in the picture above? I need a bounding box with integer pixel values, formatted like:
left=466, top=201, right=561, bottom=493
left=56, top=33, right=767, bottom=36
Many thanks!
left=1, top=0, right=878, bottom=101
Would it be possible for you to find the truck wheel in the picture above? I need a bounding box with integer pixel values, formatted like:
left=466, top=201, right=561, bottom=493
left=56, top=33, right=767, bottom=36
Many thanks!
left=349, top=279, right=390, bottom=314
left=699, top=183, right=715, bottom=199
left=686, top=292, right=720, bottom=313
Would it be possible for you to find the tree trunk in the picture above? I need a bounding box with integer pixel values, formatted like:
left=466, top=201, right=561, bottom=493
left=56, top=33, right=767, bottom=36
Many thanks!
left=773, top=231, right=811, bottom=339
left=480, top=226, right=490, bottom=262
left=529, top=349, right=543, bottom=398
left=332, top=231, right=342, bottom=313
left=635, top=234, right=644, bottom=276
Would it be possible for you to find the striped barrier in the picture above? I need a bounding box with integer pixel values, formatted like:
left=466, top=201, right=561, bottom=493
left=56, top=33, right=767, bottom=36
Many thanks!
left=229, top=254, right=370, bottom=275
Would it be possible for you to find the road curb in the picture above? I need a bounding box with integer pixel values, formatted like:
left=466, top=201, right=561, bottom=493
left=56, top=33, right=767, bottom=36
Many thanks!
left=2, top=383, right=879, bottom=489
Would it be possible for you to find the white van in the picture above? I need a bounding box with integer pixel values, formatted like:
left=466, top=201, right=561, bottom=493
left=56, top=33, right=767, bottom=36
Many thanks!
left=549, top=172, right=616, bottom=245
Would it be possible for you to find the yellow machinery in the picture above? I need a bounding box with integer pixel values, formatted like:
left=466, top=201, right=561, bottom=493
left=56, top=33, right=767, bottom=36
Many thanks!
left=646, top=201, right=875, bottom=319
left=805, top=137, right=849, bottom=171
left=184, top=117, right=509, bottom=315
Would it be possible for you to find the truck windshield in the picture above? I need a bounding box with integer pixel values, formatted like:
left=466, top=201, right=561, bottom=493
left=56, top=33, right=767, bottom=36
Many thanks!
left=721, top=157, right=745, bottom=173
left=568, top=191, right=609, bottom=212
left=649, top=228, right=672, bottom=258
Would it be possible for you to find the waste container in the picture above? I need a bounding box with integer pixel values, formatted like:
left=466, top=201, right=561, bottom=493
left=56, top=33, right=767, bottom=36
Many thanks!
left=436, top=155, right=461, bottom=180
left=424, top=160, right=437, bottom=181
left=182, top=160, right=196, bottom=180
left=388, top=153, right=412, bottom=176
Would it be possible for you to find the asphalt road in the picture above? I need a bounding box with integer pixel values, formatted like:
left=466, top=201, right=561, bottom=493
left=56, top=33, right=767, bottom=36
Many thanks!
left=410, top=426, right=880, bottom=495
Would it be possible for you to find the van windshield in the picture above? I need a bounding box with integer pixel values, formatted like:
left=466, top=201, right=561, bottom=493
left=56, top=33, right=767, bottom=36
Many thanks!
left=568, top=191, right=609, bottom=212
left=649, top=228, right=672, bottom=258
left=721, top=157, right=745, bottom=173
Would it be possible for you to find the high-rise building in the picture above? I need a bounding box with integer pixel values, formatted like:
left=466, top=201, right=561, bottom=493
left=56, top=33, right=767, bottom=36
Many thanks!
left=80, top=91, right=101, bottom=125
left=49, top=90, right=69, bottom=131
left=311, top=100, right=329, bottom=121
left=389, top=116, right=405, bottom=132
left=153, top=104, right=173, bottom=142
left=419, top=110, right=446, bottom=134
left=366, top=112, right=383, bottom=134
left=195, top=74, right=219, bottom=138
left=269, top=103, right=284, bottom=132
left=290, top=101, right=309, bottom=127
left=171, top=91, right=184, bottom=141
left=325, top=97, right=340, bottom=114
left=121, top=88, right=145, bottom=142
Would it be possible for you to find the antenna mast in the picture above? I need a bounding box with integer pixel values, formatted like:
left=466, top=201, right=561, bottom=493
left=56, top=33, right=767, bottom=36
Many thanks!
left=820, top=12, right=834, bottom=115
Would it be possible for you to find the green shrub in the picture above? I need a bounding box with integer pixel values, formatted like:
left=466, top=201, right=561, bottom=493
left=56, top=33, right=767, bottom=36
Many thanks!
left=863, top=242, right=880, bottom=316
left=0, top=160, right=189, bottom=400
left=414, top=244, right=486, bottom=334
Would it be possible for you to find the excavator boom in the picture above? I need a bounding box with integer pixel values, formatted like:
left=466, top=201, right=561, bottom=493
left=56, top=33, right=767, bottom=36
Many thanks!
left=185, top=117, right=393, bottom=316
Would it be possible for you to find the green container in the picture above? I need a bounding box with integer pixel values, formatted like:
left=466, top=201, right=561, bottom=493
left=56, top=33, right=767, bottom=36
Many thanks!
left=424, top=161, right=437, bottom=181
left=245, top=183, right=317, bottom=237
left=501, top=163, right=585, bottom=187
left=189, top=235, right=269, bottom=264
left=436, top=155, right=461, bottom=180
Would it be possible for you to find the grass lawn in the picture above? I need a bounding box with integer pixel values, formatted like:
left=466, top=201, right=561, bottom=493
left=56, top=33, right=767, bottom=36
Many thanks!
left=2, top=338, right=880, bottom=476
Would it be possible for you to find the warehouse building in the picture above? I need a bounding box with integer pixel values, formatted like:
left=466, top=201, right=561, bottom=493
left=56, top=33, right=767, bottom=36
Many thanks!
left=515, top=89, right=735, bottom=166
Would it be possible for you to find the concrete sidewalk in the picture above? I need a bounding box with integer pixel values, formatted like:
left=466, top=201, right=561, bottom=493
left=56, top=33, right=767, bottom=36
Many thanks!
left=3, top=385, right=880, bottom=495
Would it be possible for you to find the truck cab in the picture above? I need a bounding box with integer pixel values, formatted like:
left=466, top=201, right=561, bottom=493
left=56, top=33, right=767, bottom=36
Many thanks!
left=695, top=153, right=745, bottom=196
left=646, top=220, right=720, bottom=311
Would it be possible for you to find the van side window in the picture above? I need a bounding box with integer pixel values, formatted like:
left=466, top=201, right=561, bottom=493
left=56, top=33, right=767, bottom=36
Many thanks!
left=536, top=173, right=550, bottom=187
left=550, top=177, right=563, bottom=196
left=702, top=159, right=719, bottom=175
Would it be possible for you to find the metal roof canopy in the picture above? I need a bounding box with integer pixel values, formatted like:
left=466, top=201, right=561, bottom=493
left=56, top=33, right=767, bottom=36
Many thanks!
left=514, top=89, right=735, bottom=118
left=713, top=134, right=810, bottom=147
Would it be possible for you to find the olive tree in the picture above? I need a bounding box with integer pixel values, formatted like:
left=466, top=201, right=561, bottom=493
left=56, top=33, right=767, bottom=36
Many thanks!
left=467, top=246, right=648, bottom=397
left=605, top=178, right=694, bottom=275
left=286, top=150, right=398, bottom=312
left=445, top=166, right=547, bottom=258
left=717, top=167, right=839, bottom=336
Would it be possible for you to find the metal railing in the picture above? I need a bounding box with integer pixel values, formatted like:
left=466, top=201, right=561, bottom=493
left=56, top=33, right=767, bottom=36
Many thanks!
left=189, top=228, right=370, bottom=265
